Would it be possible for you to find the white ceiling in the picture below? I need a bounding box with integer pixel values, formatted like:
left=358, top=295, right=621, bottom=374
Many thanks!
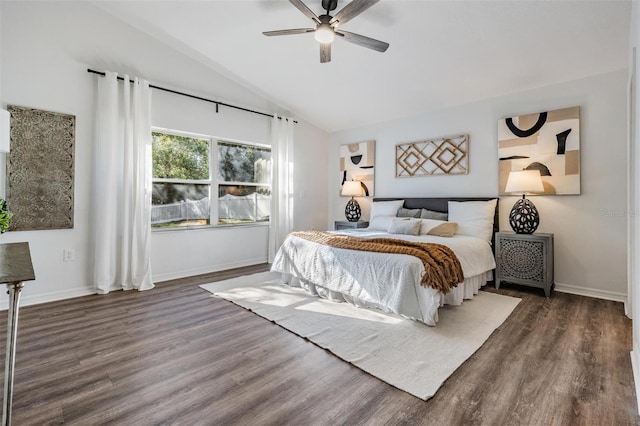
left=97, top=0, right=631, bottom=133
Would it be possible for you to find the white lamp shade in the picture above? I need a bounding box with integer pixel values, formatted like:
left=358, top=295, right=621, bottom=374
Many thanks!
left=341, top=181, right=363, bottom=197
left=0, top=109, right=9, bottom=153
left=505, top=170, right=544, bottom=194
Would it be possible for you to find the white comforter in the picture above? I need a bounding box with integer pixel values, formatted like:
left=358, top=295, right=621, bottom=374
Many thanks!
left=270, top=229, right=496, bottom=326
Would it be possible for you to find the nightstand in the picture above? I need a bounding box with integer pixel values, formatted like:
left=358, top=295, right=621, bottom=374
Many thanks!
left=334, top=220, right=369, bottom=230
left=495, top=232, right=554, bottom=297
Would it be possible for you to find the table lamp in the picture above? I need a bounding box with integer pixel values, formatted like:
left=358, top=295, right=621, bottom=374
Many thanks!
left=341, top=180, right=363, bottom=222
left=505, top=170, right=544, bottom=234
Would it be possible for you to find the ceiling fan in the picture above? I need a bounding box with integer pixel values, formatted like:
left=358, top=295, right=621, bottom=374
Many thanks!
left=263, top=0, right=389, bottom=63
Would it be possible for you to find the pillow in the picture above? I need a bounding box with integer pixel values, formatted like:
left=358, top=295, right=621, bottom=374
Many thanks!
left=368, top=216, right=396, bottom=231
left=388, top=218, right=421, bottom=236
left=420, top=208, right=448, bottom=221
left=427, top=222, right=458, bottom=237
left=397, top=207, right=421, bottom=218
left=447, top=199, right=498, bottom=243
left=418, top=219, right=458, bottom=237
left=370, top=200, right=404, bottom=221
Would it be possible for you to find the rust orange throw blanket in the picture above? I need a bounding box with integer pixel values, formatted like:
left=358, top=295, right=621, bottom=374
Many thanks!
left=290, top=231, right=464, bottom=293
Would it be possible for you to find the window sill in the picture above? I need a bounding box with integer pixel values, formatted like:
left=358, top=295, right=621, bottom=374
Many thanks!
left=151, top=222, right=269, bottom=234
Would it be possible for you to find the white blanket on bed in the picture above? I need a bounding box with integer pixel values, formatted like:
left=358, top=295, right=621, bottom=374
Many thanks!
left=270, top=229, right=496, bottom=325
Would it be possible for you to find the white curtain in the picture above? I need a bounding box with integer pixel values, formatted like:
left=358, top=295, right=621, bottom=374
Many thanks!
left=92, top=71, right=154, bottom=294
left=268, top=114, right=295, bottom=263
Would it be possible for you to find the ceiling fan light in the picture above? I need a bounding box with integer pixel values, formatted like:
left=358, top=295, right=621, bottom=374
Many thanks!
left=314, top=24, right=335, bottom=43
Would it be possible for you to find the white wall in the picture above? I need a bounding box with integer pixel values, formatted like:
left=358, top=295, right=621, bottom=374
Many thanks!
left=0, top=1, right=329, bottom=304
left=0, top=0, right=628, bottom=306
left=329, top=70, right=628, bottom=300
left=150, top=88, right=328, bottom=281
left=628, top=0, right=640, bottom=411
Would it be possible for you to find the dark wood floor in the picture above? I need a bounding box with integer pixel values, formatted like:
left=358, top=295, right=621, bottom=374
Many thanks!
left=3, top=264, right=638, bottom=425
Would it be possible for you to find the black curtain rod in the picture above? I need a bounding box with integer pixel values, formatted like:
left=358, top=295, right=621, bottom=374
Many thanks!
left=87, top=69, right=297, bottom=123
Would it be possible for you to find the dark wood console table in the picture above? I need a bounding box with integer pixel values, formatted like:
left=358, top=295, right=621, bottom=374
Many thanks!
left=0, top=243, right=35, bottom=425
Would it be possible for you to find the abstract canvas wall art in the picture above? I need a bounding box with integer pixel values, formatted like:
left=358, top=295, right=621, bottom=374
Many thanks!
left=7, top=105, right=75, bottom=230
left=395, top=134, right=468, bottom=177
left=498, top=106, right=580, bottom=195
left=340, top=140, right=375, bottom=196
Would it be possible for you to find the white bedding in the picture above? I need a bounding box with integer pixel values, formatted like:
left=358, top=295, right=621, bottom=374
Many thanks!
left=270, top=229, right=496, bottom=326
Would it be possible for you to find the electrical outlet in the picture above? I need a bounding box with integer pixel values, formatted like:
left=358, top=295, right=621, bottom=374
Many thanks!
left=63, top=249, right=75, bottom=262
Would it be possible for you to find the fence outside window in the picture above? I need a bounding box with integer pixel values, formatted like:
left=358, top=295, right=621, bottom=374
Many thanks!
left=151, top=194, right=271, bottom=226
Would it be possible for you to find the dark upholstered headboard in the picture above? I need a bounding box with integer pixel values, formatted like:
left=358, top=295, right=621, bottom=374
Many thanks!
left=373, top=197, right=500, bottom=243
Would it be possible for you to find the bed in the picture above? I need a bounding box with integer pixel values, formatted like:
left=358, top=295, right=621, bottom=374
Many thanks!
left=270, top=197, right=499, bottom=326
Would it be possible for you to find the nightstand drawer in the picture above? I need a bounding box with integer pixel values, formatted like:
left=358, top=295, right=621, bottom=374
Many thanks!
left=335, top=221, right=369, bottom=230
left=495, top=232, right=554, bottom=297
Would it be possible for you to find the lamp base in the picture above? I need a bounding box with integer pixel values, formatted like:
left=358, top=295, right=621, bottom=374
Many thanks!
left=345, top=198, right=361, bottom=222
left=509, top=197, right=539, bottom=234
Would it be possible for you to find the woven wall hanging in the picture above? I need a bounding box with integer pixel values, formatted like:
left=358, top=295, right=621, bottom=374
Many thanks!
left=395, top=134, right=469, bottom=177
left=7, top=105, right=75, bottom=231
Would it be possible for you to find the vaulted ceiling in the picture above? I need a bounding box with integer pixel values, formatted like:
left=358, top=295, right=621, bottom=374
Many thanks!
left=97, top=0, right=631, bottom=133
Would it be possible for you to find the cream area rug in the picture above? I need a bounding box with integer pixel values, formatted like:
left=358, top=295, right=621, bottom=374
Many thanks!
left=200, top=271, right=521, bottom=400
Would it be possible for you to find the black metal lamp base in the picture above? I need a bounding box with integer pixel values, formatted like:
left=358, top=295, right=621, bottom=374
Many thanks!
left=509, top=197, right=540, bottom=234
left=345, top=197, right=361, bottom=222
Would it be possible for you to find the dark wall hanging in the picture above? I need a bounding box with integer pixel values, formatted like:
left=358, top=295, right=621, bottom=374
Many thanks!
left=498, top=106, right=580, bottom=195
left=7, top=105, right=75, bottom=231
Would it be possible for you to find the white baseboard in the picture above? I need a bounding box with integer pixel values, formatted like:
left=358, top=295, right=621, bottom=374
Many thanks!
left=554, top=282, right=627, bottom=303
left=3, top=271, right=625, bottom=310
left=632, top=348, right=640, bottom=412
left=0, top=287, right=96, bottom=311
left=152, top=257, right=268, bottom=283
left=0, top=258, right=268, bottom=310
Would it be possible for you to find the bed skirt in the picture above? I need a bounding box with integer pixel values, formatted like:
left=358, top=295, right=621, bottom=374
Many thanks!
left=279, top=270, right=494, bottom=326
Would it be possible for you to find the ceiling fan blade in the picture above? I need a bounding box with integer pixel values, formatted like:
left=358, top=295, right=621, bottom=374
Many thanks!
left=320, top=43, right=331, bottom=63
left=289, top=0, right=321, bottom=24
left=335, top=30, right=389, bottom=52
left=330, top=0, right=379, bottom=26
left=263, top=28, right=315, bottom=37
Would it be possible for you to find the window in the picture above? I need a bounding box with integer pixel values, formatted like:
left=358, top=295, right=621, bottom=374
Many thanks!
left=217, top=141, right=272, bottom=225
left=151, top=130, right=271, bottom=228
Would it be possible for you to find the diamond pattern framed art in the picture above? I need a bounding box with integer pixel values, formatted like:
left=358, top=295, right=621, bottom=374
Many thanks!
left=395, top=134, right=469, bottom=177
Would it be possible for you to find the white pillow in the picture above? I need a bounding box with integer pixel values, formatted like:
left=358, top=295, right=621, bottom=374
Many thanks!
left=370, top=200, right=404, bottom=221
left=447, top=199, right=498, bottom=243
left=368, top=216, right=396, bottom=231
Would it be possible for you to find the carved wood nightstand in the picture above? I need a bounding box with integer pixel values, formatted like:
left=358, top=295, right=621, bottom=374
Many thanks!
left=334, top=221, right=369, bottom=230
left=495, top=232, right=554, bottom=297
